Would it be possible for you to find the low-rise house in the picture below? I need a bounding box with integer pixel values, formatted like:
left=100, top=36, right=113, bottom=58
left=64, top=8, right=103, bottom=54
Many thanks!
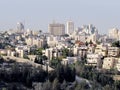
left=47, top=36, right=60, bottom=47
left=7, top=50, right=16, bottom=57
left=15, top=48, right=24, bottom=58
left=44, top=48, right=53, bottom=60
left=62, top=57, right=77, bottom=65
left=44, top=47, right=63, bottom=60
left=0, top=49, right=7, bottom=56
left=25, top=36, right=46, bottom=48
left=73, top=47, right=79, bottom=56
left=15, top=35, right=21, bottom=40
left=75, top=41, right=85, bottom=47
left=78, top=46, right=88, bottom=58
left=15, top=46, right=29, bottom=58
left=44, top=48, right=58, bottom=60
left=73, top=46, right=88, bottom=58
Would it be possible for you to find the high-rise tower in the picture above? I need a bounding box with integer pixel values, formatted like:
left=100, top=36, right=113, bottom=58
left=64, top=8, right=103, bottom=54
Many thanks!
left=66, top=21, right=74, bottom=34
left=17, top=22, right=24, bottom=32
left=48, top=22, right=65, bottom=36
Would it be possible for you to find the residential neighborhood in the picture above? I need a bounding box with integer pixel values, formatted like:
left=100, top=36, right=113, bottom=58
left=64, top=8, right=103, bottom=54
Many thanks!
left=0, top=21, right=120, bottom=89
left=0, top=0, right=120, bottom=89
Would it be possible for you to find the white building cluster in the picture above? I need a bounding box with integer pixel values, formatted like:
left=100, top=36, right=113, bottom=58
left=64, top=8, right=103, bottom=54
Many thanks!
left=25, top=36, right=46, bottom=48
left=71, top=24, right=98, bottom=44
left=1, top=21, right=120, bottom=72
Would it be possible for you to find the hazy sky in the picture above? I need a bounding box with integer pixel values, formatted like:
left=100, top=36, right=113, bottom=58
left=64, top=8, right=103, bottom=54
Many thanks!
left=0, top=0, right=120, bottom=34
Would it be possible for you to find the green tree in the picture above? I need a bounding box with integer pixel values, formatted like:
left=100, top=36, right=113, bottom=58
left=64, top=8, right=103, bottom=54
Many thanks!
left=48, top=71, right=57, bottom=82
left=50, top=57, right=61, bottom=68
left=64, top=64, right=75, bottom=82
left=62, top=48, right=74, bottom=58
left=114, top=80, right=120, bottom=90
left=34, top=55, right=43, bottom=64
left=36, top=48, right=43, bottom=55
left=42, top=55, right=48, bottom=61
left=56, top=63, right=64, bottom=83
left=85, top=41, right=88, bottom=46
left=112, top=41, right=120, bottom=47
left=89, top=40, right=93, bottom=44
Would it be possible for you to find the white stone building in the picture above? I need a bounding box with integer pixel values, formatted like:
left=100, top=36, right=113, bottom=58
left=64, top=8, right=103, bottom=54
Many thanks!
left=102, top=57, right=116, bottom=70
left=62, top=57, right=77, bottom=65
left=87, top=53, right=102, bottom=67
left=108, top=47, right=119, bottom=57
left=66, top=21, right=74, bottom=35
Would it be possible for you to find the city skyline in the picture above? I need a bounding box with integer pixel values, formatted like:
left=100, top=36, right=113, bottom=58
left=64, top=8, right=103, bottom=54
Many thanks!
left=0, top=0, right=120, bottom=34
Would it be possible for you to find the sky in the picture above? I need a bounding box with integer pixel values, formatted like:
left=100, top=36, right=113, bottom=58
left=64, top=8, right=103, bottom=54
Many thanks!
left=0, top=0, right=120, bottom=34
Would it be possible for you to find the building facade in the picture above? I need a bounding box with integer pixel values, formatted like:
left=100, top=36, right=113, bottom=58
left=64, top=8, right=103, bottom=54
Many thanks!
left=48, top=23, right=65, bottom=36
left=66, top=21, right=74, bottom=35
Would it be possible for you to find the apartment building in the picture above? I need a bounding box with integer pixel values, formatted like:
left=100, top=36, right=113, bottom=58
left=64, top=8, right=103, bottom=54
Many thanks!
left=87, top=53, right=102, bottom=67
left=108, top=47, right=119, bottom=57
left=25, top=36, right=46, bottom=48
left=95, top=44, right=108, bottom=56
left=102, top=57, right=116, bottom=69
left=48, top=23, right=65, bottom=36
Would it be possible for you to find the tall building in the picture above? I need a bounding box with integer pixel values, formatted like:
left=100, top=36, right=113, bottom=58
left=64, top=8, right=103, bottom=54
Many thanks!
left=66, top=21, right=74, bottom=34
left=17, top=22, right=24, bottom=32
left=109, top=28, right=119, bottom=40
left=81, top=24, right=98, bottom=35
left=48, top=22, right=65, bottom=36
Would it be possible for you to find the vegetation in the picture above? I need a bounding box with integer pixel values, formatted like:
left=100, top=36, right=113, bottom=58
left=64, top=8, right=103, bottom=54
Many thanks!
left=85, top=41, right=89, bottom=46
left=34, top=55, right=48, bottom=65
left=112, top=41, right=120, bottom=47
left=61, top=48, right=74, bottom=58
left=1, top=47, right=120, bottom=90
left=0, top=56, right=77, bottom=89
left=96, top=40, right=101, bottom=45
left=51, top=63, right=75, bottom=83
left=50, top=57, right=62, bottom=68
left=89, top=40, right=93, bottom=44
left=29, top=47, right=43, bottom=55
left=75, top=61, right=120, bottom=90
left=0, top=63, right=47, bottom=88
